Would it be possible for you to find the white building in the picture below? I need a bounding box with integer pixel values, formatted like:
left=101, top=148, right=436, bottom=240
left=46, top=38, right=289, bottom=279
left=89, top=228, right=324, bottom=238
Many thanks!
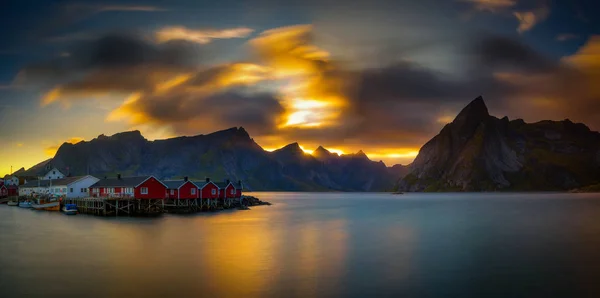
left=42, top=168, right=65, bottom=180
left=19, top=175, right=99, bottom=198
left=3, top=176, right=20, bottom=186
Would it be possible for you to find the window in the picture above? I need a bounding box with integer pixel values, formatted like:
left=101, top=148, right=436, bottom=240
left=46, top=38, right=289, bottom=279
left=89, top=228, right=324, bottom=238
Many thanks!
left=53, top=171, right=56, bottom=174
left=230, top=189, right=235, bottom=195
left=191, top=188, right=196, bottom=195
left=170, top=189, right=174, bottom=195
left=211, top=189, right=217, bottom=195
left=141, top=187, right=148, bottom=195
left=70, top=188, right=73, bottom=193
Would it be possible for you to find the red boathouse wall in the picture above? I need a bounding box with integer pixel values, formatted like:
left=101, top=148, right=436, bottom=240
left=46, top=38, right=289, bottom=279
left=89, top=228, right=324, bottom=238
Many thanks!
left=200, top=183, right=219, bottom=199
left=7, top=186, right=18, bottom=196
left=167, top=188, right=178, bottom=199
left=178, top=181, right=197, bottom=199
left=220, top=184, right=235, bottom=199
left=135, top=177, right=167, bottom=199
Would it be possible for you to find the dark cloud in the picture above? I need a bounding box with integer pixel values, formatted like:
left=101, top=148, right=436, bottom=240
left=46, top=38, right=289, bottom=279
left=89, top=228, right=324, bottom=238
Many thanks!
left=116, top=89, right=284, bottom=136
left=471, top=35, right=558, bottom=73
left=16, top=32, right=201, bottom=97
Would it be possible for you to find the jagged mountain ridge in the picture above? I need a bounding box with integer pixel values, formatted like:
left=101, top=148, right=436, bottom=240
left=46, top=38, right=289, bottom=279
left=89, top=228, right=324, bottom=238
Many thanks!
left=21, top=127, right=399, bottom=191
left=399, top=96, right=600, bottom=191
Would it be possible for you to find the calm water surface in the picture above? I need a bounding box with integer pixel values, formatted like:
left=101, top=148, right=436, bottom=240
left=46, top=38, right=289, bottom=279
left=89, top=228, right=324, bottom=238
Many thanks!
left=2, top=192, right=600, bottom=298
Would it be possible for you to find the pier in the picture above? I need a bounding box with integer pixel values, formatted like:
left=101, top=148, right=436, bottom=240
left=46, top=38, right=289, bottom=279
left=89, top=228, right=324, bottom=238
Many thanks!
left=59, top=195, right=268, bottom=217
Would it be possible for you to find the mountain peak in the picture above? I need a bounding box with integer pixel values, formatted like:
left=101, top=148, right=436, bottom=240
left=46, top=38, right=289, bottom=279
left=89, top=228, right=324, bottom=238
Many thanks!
left=237, top=126, right=249, bottom=138
left=452, top=96, right=490, bottom=128
left=314, top=145, right=330, bottom=154
left=313, top=146, right=336, bottom=160
left=110, top=130, right=145, bottom=141
left=275, top=142, right=304, bottom=154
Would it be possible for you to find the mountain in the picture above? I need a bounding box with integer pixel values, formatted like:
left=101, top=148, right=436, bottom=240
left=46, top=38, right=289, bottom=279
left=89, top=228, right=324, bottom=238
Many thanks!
left=398, top=96, right=600, bottom=191
left=20, top=127, right=397, bottom=191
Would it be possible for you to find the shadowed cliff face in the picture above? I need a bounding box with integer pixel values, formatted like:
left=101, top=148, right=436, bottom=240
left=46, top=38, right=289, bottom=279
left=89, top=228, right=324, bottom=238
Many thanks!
left=400, top=96, right=600, bottom=192
left=22, top=127, right=397, bottom=191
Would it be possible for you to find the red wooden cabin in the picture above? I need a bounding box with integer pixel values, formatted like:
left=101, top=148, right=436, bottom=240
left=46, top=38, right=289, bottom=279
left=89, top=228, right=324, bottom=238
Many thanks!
left=7, top=185, right=18, bottom=196
left=164, top=177, right=198, bottom=199
left=0, top=185, right=7, bottom=197
left=216, top=180, right=236, bottom=199
left=89, top=175, right=168, bottom=199
left=196, top=178, right=220, bottom=200
left=234, top=180, right=243, bottom=198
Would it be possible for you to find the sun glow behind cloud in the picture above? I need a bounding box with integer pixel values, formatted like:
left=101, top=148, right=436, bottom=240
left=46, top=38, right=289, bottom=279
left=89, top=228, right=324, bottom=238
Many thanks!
left=250, top=25, right=349, bottom=129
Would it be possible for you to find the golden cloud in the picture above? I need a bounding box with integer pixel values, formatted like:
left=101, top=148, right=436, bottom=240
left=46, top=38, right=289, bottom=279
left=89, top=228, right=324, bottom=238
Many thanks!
left=514, top=6, right=549, bottom=33
left=461, top=0, right=517, bottom=12
left=155, top=26, right=254, bottom=44
left=250, top=25, right=350, bottom=129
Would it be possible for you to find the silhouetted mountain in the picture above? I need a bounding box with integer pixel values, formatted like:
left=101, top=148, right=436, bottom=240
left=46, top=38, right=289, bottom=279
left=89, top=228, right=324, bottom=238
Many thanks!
left=20, top=127, right=397, bottom=191
left=399, top=96, right=600, bottom=191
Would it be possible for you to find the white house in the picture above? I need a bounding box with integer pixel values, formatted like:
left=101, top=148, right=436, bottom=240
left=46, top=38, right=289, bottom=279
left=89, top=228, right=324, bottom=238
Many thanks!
left=42, top=168, right=65, bottom=180
left=3, top=176, right=20, bottom=186
left=19, top=175, right=99, bottom=198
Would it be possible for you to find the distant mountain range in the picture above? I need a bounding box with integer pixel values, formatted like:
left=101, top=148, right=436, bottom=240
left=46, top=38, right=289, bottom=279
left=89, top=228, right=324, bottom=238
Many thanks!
left=16, top=96, right=600, bottom=192
left=398, top=96, right=600, bottom=191
left=18, top=127, right=405, bottom=191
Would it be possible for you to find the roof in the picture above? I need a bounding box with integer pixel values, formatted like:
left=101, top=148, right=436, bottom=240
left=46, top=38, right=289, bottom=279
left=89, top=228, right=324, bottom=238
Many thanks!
left=215, top=181, right=243, bottom=189
left=214, top=182, right=231, bottom=189
left=21, top=176, right=91, bottom=188
left=193, top=181, right=217, bottom=189
left=90, top=176, right=167, bottom=188
left=163, top=180, right=192, bottom=189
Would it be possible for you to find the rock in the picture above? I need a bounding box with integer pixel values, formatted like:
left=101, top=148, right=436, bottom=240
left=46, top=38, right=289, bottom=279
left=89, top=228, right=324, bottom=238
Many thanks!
left=398, top=96, right=600, bottom=192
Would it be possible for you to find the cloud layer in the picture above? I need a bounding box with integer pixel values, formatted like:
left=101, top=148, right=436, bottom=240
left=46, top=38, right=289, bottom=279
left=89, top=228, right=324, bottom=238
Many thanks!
left=17, top=22, right=600, bottom=165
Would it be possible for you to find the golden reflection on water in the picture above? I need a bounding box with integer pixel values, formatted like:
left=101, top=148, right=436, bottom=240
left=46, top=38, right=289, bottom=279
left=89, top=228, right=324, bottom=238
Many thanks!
left=193, top=206, right=350, bottom=298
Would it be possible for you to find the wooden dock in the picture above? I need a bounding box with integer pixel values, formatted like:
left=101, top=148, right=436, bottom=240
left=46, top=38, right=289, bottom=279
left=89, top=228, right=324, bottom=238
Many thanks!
left=61, top=196, right=259, bottom=217
left=63, top=197, right=165, bottom=216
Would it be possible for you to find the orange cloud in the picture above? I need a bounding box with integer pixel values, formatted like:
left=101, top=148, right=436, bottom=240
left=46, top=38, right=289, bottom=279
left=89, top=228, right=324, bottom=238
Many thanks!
left=250, top=25, right=349, bottom=129
left=461, top=0, right=517, bottom=12
left=155, top=26, right=254, bottom=44
left=514, top=6, right=549, bottom=33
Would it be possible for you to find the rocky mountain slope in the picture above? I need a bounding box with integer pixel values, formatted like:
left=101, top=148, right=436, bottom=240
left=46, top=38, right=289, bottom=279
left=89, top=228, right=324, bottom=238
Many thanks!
left=21, top=127, right=398, bottom=191
left=398, top=96, right=600, bottom=191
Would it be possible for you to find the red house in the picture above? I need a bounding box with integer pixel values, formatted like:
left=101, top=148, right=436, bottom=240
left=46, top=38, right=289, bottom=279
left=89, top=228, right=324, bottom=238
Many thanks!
left=0, top=185, right=7, bottom=198
left=89, top=175, right=168, bottom=199
left=196, top=178, right=220, bottom=200
left=234, top=181, right=243, bottom=198
left=164, top=177, right=198, bottom=199
left=216, top=180, right=236, bottom=199
left=7, top=185, right=18, bottom=197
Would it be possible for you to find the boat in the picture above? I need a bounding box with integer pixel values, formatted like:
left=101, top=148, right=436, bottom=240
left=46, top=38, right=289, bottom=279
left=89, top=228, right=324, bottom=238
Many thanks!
left=32, top=195, right=61, bottom=211
left=32, top=201, right=60, bottom=211
left=18, top=201, right=33, bottom=208
left=7, top=200, right=18, bottom=206
left=62, top=204, right=77, bottom=215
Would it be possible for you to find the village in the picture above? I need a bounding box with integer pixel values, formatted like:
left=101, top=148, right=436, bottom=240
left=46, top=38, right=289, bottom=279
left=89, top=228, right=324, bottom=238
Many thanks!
left=0, top=167, right=269, bottom=216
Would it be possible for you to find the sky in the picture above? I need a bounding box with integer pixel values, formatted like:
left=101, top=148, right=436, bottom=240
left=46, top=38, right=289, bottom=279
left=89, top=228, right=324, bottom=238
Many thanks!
left=1, top=0, right=599, bottom=176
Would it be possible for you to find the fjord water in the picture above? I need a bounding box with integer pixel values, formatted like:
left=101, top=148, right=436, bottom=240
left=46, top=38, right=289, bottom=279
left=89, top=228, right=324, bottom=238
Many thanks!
left=2, top=193, right=600, bottom=298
